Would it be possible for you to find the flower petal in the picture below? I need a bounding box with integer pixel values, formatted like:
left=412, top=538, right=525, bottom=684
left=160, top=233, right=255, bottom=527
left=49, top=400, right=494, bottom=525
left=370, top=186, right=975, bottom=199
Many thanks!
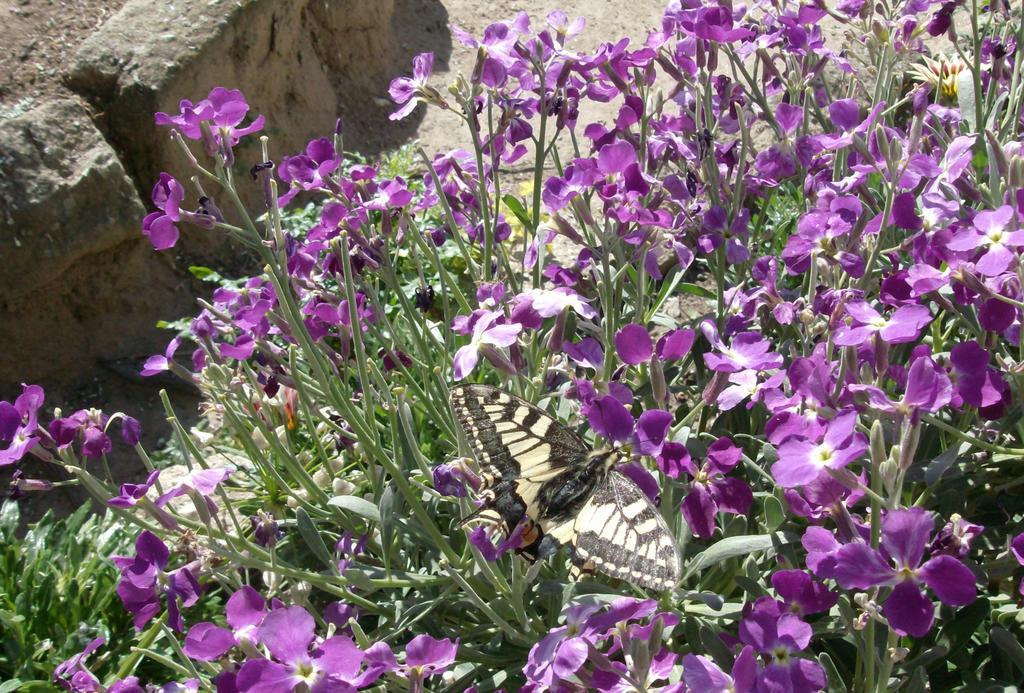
left=883, top=580, right=935, bottom=637
left=918, top=555, right=977, bottom=607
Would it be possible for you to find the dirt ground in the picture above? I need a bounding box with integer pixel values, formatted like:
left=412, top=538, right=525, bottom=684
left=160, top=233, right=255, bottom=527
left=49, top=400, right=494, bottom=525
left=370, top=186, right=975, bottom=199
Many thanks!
left=0, top=0, right=123, bottom=109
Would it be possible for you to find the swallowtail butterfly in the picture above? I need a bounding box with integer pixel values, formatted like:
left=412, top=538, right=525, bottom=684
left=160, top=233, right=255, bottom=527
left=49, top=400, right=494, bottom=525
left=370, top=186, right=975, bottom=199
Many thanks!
left=451, top=384, right=682, bottom=591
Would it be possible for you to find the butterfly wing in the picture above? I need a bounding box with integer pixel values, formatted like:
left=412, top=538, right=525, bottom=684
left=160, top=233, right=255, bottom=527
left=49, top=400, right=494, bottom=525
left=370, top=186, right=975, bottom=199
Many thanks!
left=450, top=383, right=588, bottom=488
left=567, top=470, right=682, bottom=591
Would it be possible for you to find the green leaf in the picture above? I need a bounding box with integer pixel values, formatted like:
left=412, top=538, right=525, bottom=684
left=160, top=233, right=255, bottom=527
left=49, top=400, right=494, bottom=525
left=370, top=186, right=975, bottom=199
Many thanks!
left=991, top=627, right=1024, bottom=675
left=294, top=508, right=337, bottom=572
left=328, top=495, right=382, bottom=524
left=678, top=282, right=715, bottom=299
left=763, top=495, right=786, bottom=531
left=0, top=680, right=24, bottom=693
left=925, top=443, right=970, bottom=486
left=957, top=70, right=977, bottom=132
left=684, top=533, right=787, bottom=579
left=502, top=195, right=532, bottom=229
left=188, top=265, right=222, bottom=282
left=818, top=652, right=845, bottom=693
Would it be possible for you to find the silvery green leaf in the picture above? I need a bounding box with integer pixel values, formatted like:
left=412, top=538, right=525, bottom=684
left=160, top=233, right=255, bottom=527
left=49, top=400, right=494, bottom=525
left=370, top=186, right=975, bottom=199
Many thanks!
left=329, top=495, right=382, bottom=523
left=684, top=533, right=787, bottom=579
left=295, top=507, right=336, bottom=572
left=957, top=70, right=977, bottom=132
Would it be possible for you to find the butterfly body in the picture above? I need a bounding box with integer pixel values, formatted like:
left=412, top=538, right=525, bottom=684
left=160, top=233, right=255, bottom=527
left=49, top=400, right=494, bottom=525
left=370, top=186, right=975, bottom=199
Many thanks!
left=450, top=384, right=682, bottom=591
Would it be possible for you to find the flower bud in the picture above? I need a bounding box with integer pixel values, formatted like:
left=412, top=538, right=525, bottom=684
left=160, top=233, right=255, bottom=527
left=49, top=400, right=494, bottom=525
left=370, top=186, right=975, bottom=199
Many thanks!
left=650, top=353, right=668, bottom=405
left=313, top=468, right=331, bottom=488
left=869, top=419, right=887, bottom=468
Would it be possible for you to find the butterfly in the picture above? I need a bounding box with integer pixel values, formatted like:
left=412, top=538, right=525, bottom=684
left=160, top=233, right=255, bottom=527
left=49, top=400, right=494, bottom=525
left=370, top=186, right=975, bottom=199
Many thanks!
left=450, top=384, right=682, bottom=591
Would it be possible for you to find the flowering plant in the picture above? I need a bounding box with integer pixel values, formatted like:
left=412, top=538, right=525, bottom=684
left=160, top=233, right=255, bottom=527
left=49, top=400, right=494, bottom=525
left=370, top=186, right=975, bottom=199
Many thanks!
left=4, top=0, right=1024, bottom=690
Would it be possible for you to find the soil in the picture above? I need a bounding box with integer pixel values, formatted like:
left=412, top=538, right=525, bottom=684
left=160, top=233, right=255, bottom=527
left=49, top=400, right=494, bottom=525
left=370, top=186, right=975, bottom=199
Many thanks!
left=0, top=0, right=125, bottom=110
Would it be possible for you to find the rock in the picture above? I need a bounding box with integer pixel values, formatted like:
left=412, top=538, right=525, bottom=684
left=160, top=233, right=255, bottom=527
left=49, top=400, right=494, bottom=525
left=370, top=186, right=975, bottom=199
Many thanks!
left=0, top=99, right=144, bottom=300
left=0, top=99, right=196, bottom=407
left=64, top=0, right=421, bottom=227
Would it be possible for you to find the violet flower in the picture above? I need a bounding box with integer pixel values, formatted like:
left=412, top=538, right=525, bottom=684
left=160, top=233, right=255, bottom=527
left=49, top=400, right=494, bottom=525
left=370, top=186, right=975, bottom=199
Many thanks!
left=389, top=52, right=436, bottom=120
left=1011, top=533, right=1024, bottom=595
left=0, top=383, right=44, bottom=466
left=702, top=323, right=784, bottom=373
left=771, top=410, right=867, bottom=488
left=583, top=395, right=674, bottom=456
left=679, top=438, right=753, bottom=539
left=832, top=508, right=977, bottom=636
left=53, top=636, right=105, bottom=692
left=615, top=323, right=653, bottom=365
left=155, top=87, right=265, bottom=149
left=108, top=470, right=161, bottom=509
left=452, top=310, right=522, bottom=380
left=682, top=647, right=757, bottom=693
left=112, top=531, right=201, bottom=631
left=833, top=302, right=932, bottom=346
left=949, top=341, right=1011, bottom=418
left=947, top=205, right=1024, bottom=276
left=771, top=570, right=838, bottom=616
left=400, top=634, right=459, bottom=691
left=182, top=585, right=269, bottom=661
left=739, top=597, right=827, bottom=691
left=236, top=606, right=385, bottom=691
left=849, top=355, right=952, bottom=418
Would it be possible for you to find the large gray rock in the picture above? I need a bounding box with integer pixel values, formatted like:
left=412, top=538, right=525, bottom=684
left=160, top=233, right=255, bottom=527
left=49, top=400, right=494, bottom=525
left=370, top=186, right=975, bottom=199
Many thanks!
left=65, top=0, right=407, bottom=215
left=0, top=99, right=144, bottom=300
left=0, top=98, right=194, bottom=393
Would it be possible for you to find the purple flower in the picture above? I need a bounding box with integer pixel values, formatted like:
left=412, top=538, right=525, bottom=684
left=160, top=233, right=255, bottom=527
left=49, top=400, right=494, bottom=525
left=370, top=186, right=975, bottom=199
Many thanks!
left=155, top=87, right=265, bottom=149
left=155, top=466, right=234, bottom=510
left=183, top=622, right=236, bottom=662
left=468, top=522, right=525, bottom=561
left=930, top=515, right=984, bottom=559
left=771, top=570, right=838, bottom=616
left=402, top=634, right=459, bottom=684
left=656, top=329, right=696, bottom=361
left=1011, top=533, right=1024, bottom=595
left=182, top=588, right=269, bottom=663
left=834, top=302, right=932, bottom=346
left=519, top=287, right=599, bottom=319
left=950, top=341, right=1011, bottom=417
left=112, top=531, right=200, bottom=631
left=947, top=206, right=1024, bottom=276
left=771, top=410, right=867, bottom=488
left=679, top=438, right=753, bottom=539
left=850, top=356, right=952, bottom=417
left=53, top=636, right=105, bottom=692
left=0, top=384, right=44, bottom=466
left=615, top=323, right=653, bottom=365
left=108, top=470, right=160, bottom=509
left=141, top=337, right=182, bottom=377
left=682, top=646, right=757, bottom=693
left=582, top=396, right=673, bottom=456
left=702, top=323, right=784, bottom=373
left=452, top=310, right=522, bottom=380
left=833, top=508, right=977, bottom=636
left=739, top=598, right=827, bottom=692
left=278, top=138, right=342, bottom=205
left=389, top=52, right=435, bottom=120
left=142, top=174, right=186, bottom=250
left=237, top=606, right=384, bottom=691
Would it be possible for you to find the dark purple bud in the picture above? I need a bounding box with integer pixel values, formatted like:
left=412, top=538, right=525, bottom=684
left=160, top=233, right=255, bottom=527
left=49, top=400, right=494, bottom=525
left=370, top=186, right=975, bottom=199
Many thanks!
left=250, top=510, right=282, bottom=548
left=414, top=285, right=436, bottom=312
left=120, top=416, right=142, bottom=447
